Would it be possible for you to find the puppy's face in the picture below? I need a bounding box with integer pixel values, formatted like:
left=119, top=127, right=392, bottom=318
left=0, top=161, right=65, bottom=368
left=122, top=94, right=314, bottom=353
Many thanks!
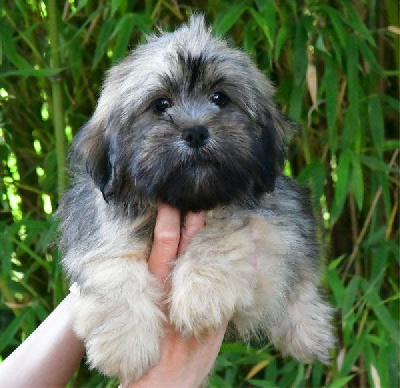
left=73, top=16, right=289, bottom=212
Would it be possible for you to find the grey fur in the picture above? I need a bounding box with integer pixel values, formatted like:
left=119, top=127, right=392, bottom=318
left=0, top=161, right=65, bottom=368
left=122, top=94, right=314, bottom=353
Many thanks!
left=57, top=15, right=334, bottom=384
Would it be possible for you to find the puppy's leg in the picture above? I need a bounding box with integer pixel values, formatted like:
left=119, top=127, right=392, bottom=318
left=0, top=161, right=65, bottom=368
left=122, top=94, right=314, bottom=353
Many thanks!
left=71, top=255, right=164, bottom=385
left=169, top=221, right=256, bottom=337
left=273, top=281, right=334, bottom=363
left=234, top=217, right=334, bottom=363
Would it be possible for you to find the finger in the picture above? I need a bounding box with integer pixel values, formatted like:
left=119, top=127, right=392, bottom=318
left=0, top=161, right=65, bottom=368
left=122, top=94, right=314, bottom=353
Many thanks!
left=178, top=211, right=206, bottom=254
left=148, top=204, right=181, bottom=283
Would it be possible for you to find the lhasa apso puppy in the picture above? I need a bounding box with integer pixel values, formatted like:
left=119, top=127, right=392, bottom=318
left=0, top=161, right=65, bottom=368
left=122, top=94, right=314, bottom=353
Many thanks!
left=58, top=15, right=334, bottom=385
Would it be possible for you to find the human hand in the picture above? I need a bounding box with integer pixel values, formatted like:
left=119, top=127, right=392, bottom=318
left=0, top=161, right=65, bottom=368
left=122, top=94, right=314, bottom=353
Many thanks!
left=128, top=204, right=226, bottom=388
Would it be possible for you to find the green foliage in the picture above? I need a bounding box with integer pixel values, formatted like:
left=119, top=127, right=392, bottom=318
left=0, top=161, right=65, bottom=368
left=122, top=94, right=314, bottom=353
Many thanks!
left=1, top=0, right=398, bottom=386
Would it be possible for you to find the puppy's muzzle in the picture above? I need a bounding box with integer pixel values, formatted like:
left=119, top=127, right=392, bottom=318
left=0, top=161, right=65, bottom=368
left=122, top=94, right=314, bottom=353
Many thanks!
left=182, top=126, right=209, bottom=148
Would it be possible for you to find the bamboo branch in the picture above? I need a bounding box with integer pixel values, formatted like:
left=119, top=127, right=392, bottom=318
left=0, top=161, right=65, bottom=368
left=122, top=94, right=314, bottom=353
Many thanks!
left=48, top=0, right=66, bottom=200
left=344, top=149, right=399, bottom=276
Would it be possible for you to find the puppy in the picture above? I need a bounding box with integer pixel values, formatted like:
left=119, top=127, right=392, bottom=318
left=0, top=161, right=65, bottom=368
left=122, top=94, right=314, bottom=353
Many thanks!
left=57, top=15, right=334, bottom=385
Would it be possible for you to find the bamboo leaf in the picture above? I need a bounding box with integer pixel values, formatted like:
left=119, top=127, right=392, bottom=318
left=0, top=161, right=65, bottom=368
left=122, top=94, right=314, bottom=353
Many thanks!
left=382, top=95, right=400, bottom=112
left=12, top=238, right=51, bottom=271
left=289, top=80, right=305, bottom=121
left=274, top=26, right=288, bottom=61
left=328, top=255, right=346, bottom=270
left=369, top=95, right=385, bottom=155
left=358, top=40, right=383, bottom=74
left=243, top=21, right=256, bottom=55
left=213, top=3, right=247, bottom=36
left=65, top=29, right=83, bottom=82
left=361, top=280, right=400, bottom=346
left=384, top=140, right=400, bottom=150
left=297, top=160, right=325, bottom=203
left=327, top=267, right=346, bottom=304
left=331, top=150, right=353, bottom=222
left=312, top=362, right=323, bottom=387
left=248, top=8, right=272, bottom=46
left=363, top=342, right=378, bottom=386
left=255, top=0, right=276, bottom=40
left=112, top=14, right=136, bottom=63
left=247, top=379, right=274, bottom=387
left=92, top=18, right=116, bottom=68
left=379, top=171, right=393, bottom=231
left=1, top=21, right=38, bottom=72
left=71, top=0, right=88, bottom=15
left=330, top=374, right=356, bottom=387
left=342, top=276, right=360, bottom=317
left=14, top=0, right=29, bottom=23
left=339, top=335, right=364, bottom=376
left=0, top=231, right=13, bottom=277
left=111, top=0, right=127, bottom=17
left=359, top=155, right=391, bottom=173
left=315, top=34, right=329, bottom=54
left=58, top=8, right=103, bottom=52
left=0, top=68, right=63, bottom=78
left=339, top=0, right=375, bottom=45
left=321, top=6, right=346, bottom=47
left=351, top=157, right=364, bottom=210
left=341, top=108, right=358, bottom=150
left=325, top=56, right=339, bottom=152
left=346, top=35, right=359, bottom=121
left=293, top=16, right=308, bottom=85
left=377, top=339, right=397, bottom=388
left=0, top=310, right=28, bottom=353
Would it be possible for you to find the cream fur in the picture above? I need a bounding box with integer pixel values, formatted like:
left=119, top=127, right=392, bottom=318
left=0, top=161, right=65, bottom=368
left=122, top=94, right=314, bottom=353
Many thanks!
left=68, top=205, right=333, bottom=384
left=72, top=258, right=164, bottom=384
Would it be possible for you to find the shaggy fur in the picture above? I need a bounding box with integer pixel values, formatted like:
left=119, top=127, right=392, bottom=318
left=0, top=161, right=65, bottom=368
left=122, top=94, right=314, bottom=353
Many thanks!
left=57, top=15, right=334, bottom=385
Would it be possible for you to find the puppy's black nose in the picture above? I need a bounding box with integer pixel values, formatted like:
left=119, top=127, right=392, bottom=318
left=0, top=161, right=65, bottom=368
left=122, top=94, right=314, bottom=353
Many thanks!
left=182, top=126, right=209, bottom=149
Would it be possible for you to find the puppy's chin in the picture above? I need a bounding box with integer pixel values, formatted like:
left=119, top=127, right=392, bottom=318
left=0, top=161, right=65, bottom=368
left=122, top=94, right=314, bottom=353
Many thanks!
left=133, top=164, right=258, bottom=212
left=158, top=167, right=249, bottom=212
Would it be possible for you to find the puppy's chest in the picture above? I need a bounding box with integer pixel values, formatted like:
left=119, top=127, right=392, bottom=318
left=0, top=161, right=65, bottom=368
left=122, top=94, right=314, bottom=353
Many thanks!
left=124, top=207, right=276, bottom=256
left=195, top=209, right=259, bottom=248
left=205, top=208, right=249, bottom=229
left=205, top=209, right=286, bottom=254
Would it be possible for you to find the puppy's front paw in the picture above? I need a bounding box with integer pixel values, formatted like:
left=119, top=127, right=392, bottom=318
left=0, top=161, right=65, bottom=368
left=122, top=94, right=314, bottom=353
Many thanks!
left=73, top=293, right=164, bottom=385
left=169, top=259, right=254, bottom=337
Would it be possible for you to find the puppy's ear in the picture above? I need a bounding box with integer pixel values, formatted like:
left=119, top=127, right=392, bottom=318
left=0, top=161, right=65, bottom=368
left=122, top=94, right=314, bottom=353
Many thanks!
left=258, top=109, right=294, bottom=192
left=71, top=118, right=119, bottom=201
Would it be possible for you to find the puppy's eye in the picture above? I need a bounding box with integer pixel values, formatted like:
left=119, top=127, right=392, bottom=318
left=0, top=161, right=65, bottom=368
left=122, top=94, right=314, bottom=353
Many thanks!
left=152, top=98, right=171, bottom=113
left=210, top=92, right=229, bottom=108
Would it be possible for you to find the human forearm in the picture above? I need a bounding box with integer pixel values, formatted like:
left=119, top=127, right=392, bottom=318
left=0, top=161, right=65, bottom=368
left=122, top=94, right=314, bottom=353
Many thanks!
left=0, top=293, right=84, bottom=387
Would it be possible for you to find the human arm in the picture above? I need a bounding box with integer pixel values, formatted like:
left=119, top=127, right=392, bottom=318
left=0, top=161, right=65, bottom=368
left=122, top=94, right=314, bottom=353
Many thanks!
left=0, top=293, right=85, bottom=387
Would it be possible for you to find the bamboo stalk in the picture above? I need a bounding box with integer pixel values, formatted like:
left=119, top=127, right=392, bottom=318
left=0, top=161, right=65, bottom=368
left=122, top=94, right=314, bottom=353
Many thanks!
left=48, top=0, right=66, bottom=200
